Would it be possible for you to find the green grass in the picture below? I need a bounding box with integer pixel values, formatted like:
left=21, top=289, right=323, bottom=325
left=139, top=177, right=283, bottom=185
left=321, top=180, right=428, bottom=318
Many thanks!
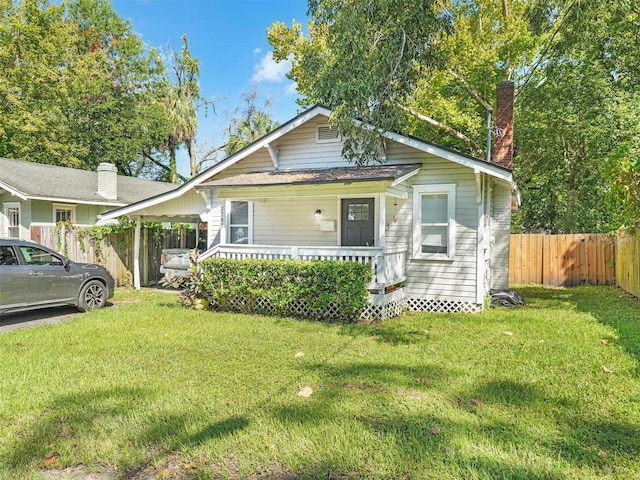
left=0, top=285, right=639, bottom=479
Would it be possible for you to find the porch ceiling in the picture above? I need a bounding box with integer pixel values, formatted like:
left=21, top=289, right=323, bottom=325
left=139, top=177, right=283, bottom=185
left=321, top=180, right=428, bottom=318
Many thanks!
left=197, top=163, right=422, bottom=188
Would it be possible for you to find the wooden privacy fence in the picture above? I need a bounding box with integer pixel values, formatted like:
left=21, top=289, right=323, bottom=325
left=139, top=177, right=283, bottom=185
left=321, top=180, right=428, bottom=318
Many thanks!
left=30, top=225, right=197, bottom=287
left=615, top=233, right=640, bottom=298
left=509, top=234, right=616, bottom=287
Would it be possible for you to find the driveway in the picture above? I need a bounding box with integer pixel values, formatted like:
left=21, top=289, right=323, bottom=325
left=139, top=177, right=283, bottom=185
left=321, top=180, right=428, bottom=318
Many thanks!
left=0, top=306, right=83, bottom=333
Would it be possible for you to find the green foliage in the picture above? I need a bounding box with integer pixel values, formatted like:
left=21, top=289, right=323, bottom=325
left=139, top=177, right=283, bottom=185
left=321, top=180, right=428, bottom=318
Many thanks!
left=192, top=258, right=372, bottom=322
left=0, top=0, right=170, bottom=175
left=605, top=142, right=640, bottom=233
left=269, top=0, right=640, bottom=234
left=269, top=0, right=450, bottom=164
left=512, top=0, right=640, bottom=233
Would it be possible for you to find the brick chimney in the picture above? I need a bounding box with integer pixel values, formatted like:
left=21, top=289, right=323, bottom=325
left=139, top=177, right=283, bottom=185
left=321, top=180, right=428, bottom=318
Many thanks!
left=494, top=81, right=514, bottom=169
left=97, top=162, right=118, bottom=200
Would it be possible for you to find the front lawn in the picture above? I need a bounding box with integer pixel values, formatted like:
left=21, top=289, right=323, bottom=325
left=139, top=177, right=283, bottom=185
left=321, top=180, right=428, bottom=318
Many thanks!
left=0, top=285, right=638, bottom=479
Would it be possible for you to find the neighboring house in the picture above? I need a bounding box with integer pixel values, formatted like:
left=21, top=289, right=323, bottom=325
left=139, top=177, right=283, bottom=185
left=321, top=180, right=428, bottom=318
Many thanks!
left=0, top=159, right=176, bottom=239
left=98, top=83, right=518, bottom=318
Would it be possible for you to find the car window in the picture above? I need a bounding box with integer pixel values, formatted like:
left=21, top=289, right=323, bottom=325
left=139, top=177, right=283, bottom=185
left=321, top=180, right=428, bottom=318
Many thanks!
left=19, top=246, right=64, bottom=266
left=0, top=245, right=19, bottom=265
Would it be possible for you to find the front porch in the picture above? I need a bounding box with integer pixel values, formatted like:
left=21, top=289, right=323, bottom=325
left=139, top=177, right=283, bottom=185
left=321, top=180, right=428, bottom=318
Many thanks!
left=199, top=243, right=408, bottom=320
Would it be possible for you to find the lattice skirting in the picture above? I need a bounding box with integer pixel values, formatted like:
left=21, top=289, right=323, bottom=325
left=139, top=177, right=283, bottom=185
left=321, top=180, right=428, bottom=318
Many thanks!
left=360, top=295, right=483, bottom=320
left=215, top=296, right=360, bottom=322
left=405, top=296, right=483, bottom=314
left=360, top=297, right=406, bottom=321
left=213, top=294, right=483, bottom=322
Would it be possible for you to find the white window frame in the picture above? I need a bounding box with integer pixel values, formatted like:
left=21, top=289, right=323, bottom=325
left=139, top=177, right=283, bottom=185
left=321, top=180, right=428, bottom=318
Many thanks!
left=225, top=200, right=253, bottom=244
left=412, top=184, right=457, bottom=260
left=52, top=203, right=76, bottom=224
left=3, top=202, right=21, bottom=238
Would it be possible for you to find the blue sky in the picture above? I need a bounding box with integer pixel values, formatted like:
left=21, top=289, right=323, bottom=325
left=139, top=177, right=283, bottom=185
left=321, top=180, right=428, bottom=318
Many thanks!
left=109, top=0, right=310, bottom=176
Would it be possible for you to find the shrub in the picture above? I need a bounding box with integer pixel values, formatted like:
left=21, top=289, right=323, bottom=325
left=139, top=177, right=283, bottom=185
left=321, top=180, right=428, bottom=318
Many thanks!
left=188, top=258, right=372, bottom=322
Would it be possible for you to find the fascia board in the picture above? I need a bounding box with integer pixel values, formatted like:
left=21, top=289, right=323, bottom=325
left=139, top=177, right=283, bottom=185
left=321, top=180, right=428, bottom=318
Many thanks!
left=383, top=131, right=513, bottom=182
left=0, top=181, right=28, bottom=200
left=28, top=195, right=125, bottom=206
left=98, top=107, right=333, bottom=222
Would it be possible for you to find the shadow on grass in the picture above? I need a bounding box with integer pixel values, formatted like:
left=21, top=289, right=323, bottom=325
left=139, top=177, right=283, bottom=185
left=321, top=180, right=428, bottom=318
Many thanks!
left=4, top=386, right=248, bottom=472
left=518, top=285, right=640, bottom=362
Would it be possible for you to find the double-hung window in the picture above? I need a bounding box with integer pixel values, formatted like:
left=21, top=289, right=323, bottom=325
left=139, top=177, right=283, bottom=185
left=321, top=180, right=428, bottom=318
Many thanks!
left=3, top=202, right=21, bottom=238
left=412, top=184, right=456, bottom=260
left=228, top=200, right=251, bottom=244
left=53, top=204, right=76, bottom=224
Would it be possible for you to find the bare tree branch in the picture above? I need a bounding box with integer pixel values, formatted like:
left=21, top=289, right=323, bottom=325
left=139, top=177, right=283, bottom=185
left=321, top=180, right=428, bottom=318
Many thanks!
left=143, top=152, right=188, bottom=182
left=397, top=103, right=483, bottom=155
left=448, top=70, right=493, bottom=112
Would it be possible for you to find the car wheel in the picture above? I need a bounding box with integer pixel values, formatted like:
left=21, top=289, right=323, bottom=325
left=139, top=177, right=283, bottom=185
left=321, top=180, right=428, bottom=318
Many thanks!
left=77, top=280, right=108, bottom=312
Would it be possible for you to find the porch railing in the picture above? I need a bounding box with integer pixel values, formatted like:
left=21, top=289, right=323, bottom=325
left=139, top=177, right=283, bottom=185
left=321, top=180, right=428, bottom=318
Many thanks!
left=199, top=244, right=407, bottom=292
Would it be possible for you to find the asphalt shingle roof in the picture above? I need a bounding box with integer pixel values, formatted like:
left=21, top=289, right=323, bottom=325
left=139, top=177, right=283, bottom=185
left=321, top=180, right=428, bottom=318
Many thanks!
left=0, top=158, right=176, bottom=205
left=200, top=163, right=423, bottom=188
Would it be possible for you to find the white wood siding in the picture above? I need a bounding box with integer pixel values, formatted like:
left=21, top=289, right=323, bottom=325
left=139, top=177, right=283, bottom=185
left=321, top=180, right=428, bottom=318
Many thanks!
left=253, top=197, right=340, bottom=246
left=203, top=191, right=223, bottom=248
left=397, top=160, right=480, bottom=303
left=127, top=189, right=206, bottom=220
left=490, top=179, right=512, bottom=291
left=199, top=116, right=510, bottom=304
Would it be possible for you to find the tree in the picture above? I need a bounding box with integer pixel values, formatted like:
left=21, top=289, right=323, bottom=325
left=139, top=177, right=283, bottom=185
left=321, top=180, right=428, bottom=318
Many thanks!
left=152, top=34, right=222, bottom=181
left=225, top=91, right=279, bottom=156
left=0, top=0, right=170, bottom=175
left=512, top=0, right=640, bottom=233
left=269, top=0, right=640, bottom=233
left=268, top=0, right=450, bottom=164
left=268, top=0, right=539, bottom=162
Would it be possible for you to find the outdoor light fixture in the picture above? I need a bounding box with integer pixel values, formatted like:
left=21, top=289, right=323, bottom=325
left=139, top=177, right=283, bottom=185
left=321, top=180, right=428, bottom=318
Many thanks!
left=314, top=209, right=322, bottom=219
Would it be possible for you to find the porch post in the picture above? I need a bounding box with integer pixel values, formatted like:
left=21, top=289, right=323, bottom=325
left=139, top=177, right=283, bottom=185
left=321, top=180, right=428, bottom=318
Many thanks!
left=133, top=216, right=142, bottom=291
left=377, top=193, right=386, bottom=290
left=378, top=193, right=386, bottom=250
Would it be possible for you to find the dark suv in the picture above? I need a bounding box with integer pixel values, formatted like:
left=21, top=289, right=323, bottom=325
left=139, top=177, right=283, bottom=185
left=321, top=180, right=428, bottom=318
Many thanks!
left=0, top=238, right=114, bottom=315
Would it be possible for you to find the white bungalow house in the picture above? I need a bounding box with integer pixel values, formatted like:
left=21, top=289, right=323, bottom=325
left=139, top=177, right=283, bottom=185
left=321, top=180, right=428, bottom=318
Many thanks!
left=98, top=84, right=517, bottom=318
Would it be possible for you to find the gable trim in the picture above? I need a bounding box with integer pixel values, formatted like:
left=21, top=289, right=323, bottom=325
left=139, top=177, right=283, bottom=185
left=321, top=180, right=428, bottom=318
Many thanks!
left=0, top=180, right=28, bottom=200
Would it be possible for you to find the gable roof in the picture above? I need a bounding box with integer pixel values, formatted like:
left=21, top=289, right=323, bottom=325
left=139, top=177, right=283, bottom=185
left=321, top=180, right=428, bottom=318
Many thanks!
left=97, top=105, right=513, bottom=222
left=0, top=158, right=176, bottom=206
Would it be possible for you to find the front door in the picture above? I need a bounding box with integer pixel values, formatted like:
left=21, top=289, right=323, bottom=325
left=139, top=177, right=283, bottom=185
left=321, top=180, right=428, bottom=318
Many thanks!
left=341, top=198, right=375, bottom=246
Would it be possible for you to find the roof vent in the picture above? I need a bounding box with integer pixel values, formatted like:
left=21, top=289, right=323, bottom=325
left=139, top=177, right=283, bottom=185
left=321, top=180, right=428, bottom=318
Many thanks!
left=317, top=125, right=339, bottom=143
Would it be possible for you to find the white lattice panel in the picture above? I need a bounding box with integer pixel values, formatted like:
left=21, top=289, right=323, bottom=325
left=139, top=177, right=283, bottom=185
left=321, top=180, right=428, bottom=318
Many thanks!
left=212, top=293, right=482, bottom=322
left=405, top=296, right=483, bottom=314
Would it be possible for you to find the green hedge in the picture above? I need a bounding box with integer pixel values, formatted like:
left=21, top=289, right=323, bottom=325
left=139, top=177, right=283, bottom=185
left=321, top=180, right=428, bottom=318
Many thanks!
left=193, top=258, right=372, bottom=322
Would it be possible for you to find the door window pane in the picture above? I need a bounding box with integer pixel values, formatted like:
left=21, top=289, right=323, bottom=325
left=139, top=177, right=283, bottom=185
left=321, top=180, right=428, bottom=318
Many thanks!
left=347, top=203, right=369, bottom=221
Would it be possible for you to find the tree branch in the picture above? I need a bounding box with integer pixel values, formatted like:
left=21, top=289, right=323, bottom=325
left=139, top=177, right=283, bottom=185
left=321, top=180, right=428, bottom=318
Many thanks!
left=397, top=103, right=483, bottom=155
left=143, top=152, right=188, bottom=182
left=448, top=70, right=493, bottom=112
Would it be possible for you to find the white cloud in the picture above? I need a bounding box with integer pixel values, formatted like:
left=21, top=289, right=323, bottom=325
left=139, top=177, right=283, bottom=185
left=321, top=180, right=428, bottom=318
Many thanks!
left=253, top=47, right=262, bottom=55
left=252, top=52, right=290, bottom=83
left=284, top=81, right=298, bottom=95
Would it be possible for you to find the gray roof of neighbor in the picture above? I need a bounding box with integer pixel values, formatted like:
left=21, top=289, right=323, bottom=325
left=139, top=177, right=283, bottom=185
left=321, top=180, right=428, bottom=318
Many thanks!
left=0, top=158, right=177, bottom=205
left=199, top=163, right=423, bottom=188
